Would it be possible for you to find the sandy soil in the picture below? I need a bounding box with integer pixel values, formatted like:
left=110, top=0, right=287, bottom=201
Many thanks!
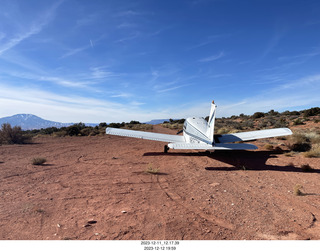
left=0, top=125, right=320, bottom=240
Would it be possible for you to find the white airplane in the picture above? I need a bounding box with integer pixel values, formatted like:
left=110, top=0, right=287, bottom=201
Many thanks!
left=106, top=101, right=292, bottom=152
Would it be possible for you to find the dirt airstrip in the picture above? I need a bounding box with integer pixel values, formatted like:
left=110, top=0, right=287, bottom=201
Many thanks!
left=0, top=125, right=320, bottom=240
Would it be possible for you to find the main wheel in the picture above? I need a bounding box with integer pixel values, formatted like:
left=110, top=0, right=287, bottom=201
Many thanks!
left=164, top=145, right=169, bottom=153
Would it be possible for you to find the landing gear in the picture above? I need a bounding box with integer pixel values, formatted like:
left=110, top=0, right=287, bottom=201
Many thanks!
left=164, top=145, right=169, bottom=153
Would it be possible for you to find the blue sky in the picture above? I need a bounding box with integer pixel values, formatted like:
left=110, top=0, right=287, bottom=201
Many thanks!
left=1, top=0, right=320, bottom=123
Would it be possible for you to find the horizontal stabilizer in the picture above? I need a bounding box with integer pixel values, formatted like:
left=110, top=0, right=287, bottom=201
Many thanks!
left=168, top=142, right=258, bottom=150
left=216, top=128, right=292, bottom=143
left=106, top=127, right=185, bottom=143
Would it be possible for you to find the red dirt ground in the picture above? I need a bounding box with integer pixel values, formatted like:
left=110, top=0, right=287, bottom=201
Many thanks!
left=0, top=125, right=319, bottom=240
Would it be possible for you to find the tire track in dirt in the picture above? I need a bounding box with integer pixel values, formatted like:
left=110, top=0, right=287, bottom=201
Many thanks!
left=156, top=175, right=235, bottom=231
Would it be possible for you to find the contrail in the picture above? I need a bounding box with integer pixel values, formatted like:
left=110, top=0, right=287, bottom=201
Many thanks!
left=90, top=39, right=94, bottom=48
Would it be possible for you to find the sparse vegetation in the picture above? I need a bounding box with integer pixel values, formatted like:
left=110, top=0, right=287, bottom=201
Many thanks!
left=287, top=133, right=312, bottom=152
left=145, top=164, right=159, bottom=174
left=303, top=144, right=320, bottom=158
left=237, top=165, right=247, bottom=171
left=286, top=131, right=320, bottom=157
left=264, top=144, right=274, bottom=150
left=293, top=184, right=303, bottom=196
left=293, top=118, right=304, bottom=125
left=32, top=157, right=47, bottom=165
left=2, top=106, right=319, bottom=145
left=0, top=123, right=30, bottom=144
left=22, top=120, right=153, bottom=138
left=284, top=151, right=296, bottom=157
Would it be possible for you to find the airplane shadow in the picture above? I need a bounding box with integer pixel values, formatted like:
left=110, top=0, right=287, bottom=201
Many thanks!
left=143, top=150, right=320, bottom=174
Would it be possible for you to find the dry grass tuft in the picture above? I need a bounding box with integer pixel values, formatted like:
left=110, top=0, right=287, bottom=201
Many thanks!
left=284, top=151, right=296, bottom=157
left=32, top=157, right=47, bottom=165
left=293, top=184, right=303, bottom=196
left=303, top=144, right=320, bottom=158
left=264, top=144, right=274, bottom=150
left=145, top=165, right=159, bottom=175
left=287, top=133, right=311, bottom=152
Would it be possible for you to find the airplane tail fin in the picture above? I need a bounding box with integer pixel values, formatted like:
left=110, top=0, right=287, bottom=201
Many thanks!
left=206, top=100, right=217, bottom=144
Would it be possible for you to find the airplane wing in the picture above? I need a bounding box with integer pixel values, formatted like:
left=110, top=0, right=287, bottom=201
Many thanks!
left=168, top=142, right=258, bottom=150
left=106, top=127, right=185, bottom=143
left=216, top=128, right=292, bottom=143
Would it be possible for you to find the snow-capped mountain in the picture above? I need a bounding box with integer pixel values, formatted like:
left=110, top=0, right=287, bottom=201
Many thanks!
left=0, top=114, right=73, bottom=130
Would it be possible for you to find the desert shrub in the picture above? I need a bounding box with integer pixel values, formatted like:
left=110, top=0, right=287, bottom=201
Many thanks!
left=289, top=142, right=311, bottom=152
left=282, top=110, right=300, bottom=116
left=303, top=144, right=320, bottom=158
left=65, top=123, right=86, bottom=136
left=294, top=184, right=303, bottom=196
left=274, top=118, right=288, bottom=128
left=216, top=127, right=231, bottom=135
left=268, top=110, right=280, bottom=116
left=99, top=122, right=107, bottom=128
left=252, top=112, right=265, bottom=119
left=32, top=157, right=47, bottom=165
left=169, top=118, right=185, bottom=124
left=287, top=133, right=312, bottom=152
left=124, top=123, right=153, bottom=131
left=52, top=130, right=68, bottom=137
left=264, top=144, right=274, bottom=150
left=256, top=120, right=268, bottom=129
left=0, top=123, right=30, bottom=144
left=303, top=107, right=320, bottom=117
left=293, top=118, right=304, bottom=126
left=145, top=165, right=159, bottom=174
left=300, top=164, right=314, bottom=172
left=40, top=127, right=59, bottom=135
left=305, top=132, right=320, bottom=144
left=226, top=121, right=243, bottom=130
left=80, top=128, right=91, bottom=136
left=242, top=119, right=254, bottom=128
left=161, top=123, right=182, bottom=130
left=107, top=122, right=122, bottom=128
left=261, top=116, right=277, bottom=127
left=284, top=151, right=296, bottom=157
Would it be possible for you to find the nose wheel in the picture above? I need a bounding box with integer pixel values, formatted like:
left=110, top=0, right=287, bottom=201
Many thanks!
left=164, top=145, right=169, bottom=153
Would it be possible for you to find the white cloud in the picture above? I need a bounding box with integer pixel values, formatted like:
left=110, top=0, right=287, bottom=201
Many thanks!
left=0, top=84, right=166, bottom=123
left=0, top=1, right=63, bottom=56
left=198, top=51, right=224, bottom=62
left=0, top=25, right=42, bottom=56
left=60, top=44, right=91, bottom=59
left=156, top=84, right=191, bottom=93
left=217, top=74, right=320, bottom=116
left=114, top=32, right=139, bottom=43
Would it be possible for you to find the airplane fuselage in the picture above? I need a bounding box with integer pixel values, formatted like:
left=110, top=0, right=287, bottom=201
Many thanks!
left=106, top=100, right=292, bottom=152
left=183, top=117, right=213, bottom=145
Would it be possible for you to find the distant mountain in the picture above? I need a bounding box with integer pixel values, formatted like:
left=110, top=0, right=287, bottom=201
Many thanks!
left=0, top=114, right=73, bottom=130
left=0, top=114, right=170, bottom=130
left=144, top=119, right=169, bottom=125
